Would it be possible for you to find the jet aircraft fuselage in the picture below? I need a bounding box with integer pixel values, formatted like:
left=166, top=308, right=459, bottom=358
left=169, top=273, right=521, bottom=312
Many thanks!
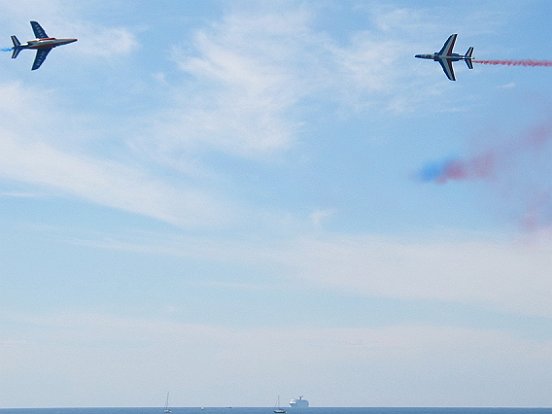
left=25, top=37, right=78, bottom=49
left=415, top=52, right=467, bottom=63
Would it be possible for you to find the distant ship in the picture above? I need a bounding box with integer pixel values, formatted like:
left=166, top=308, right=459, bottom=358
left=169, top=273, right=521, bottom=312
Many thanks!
left=289, top=396, right=309, bottom=408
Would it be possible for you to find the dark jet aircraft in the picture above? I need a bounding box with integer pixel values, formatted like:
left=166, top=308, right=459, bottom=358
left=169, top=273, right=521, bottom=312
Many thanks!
left=415, top=34, right=473, bottom=81
left=11, top=21, right=77, bottom=70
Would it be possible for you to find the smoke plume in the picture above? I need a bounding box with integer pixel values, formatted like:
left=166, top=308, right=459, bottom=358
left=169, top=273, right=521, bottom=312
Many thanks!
left=419, top=121, right=552, bottom=231
left=474, top=59, right=552, bottom=67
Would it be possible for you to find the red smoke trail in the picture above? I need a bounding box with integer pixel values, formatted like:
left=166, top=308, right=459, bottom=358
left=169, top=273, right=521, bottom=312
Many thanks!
left=420, top=123, right=552, bottom=184
left=473, top=59, right=552, bottom=67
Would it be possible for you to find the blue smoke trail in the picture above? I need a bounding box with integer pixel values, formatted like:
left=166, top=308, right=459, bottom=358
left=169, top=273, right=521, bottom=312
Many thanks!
left=418, top=160, right=448, bottom=182
left=418, top=158, right=458, bottom=183
left=1, top=47, right=13, bottom=52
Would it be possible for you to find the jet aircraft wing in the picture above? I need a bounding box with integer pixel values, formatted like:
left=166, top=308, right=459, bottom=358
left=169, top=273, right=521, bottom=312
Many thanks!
left=438, top=58, right=456, bottom=81
left=438, top=34, right=457, bottom=56
left=30, top=21, right=49, bottom=39
left=32, top=48, right=51, bottom=71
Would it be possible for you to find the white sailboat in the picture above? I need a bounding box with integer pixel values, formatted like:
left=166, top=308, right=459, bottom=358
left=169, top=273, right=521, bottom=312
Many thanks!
left=273, top=396, right=286, bottom=414
left=164, top=392, right=172, bottom=414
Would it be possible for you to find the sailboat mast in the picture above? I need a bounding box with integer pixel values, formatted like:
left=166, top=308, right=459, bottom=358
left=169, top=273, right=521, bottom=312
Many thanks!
left=164, top=392, right=172, bottom=414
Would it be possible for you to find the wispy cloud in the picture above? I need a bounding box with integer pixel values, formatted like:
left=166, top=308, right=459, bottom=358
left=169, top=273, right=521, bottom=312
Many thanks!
left=0, top=133, right=230, bottom=227
left=0, top=82, right=234, bottom=228
left=163, top=9, right=312, bottom=158
left=141, top=4, right=419, bottom=165
left=0, top=191, right=43, bottom=198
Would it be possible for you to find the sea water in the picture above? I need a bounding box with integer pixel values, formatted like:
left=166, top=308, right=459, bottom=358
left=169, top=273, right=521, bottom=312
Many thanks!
left=1, top=408, right=551, bottom=414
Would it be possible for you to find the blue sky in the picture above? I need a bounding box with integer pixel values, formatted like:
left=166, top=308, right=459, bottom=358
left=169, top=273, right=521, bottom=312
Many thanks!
left=1, top=0, right=552, bottom=408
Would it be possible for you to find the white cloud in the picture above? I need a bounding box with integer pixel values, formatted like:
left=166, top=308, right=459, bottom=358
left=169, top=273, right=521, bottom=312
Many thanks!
left=0, top=82, right=233, bottom=228
left=163, top=10, right=312, bottom=158
left=0, top=133, right=227, bottom=227
left=142, top=4, right=417, bottom=164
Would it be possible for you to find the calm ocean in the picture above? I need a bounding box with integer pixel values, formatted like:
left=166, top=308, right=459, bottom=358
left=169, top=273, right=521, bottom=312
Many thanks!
left=1, top=408, right=551, bottom=414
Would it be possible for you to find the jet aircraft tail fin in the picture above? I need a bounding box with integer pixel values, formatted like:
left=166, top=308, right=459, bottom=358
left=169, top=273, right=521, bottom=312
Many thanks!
left=10, top=35, right=22, bottom=59
left=465, top=47, right=474, bottom=69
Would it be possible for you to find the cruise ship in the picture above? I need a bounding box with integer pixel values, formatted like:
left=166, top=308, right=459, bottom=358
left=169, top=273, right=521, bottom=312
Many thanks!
left=289, top=396, right=309, bottom=408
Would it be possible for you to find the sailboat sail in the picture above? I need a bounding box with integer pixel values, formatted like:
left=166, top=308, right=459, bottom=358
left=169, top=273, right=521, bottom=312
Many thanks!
left=164, top=392, right=172, bottom=414
left=274, top=396, right=286, bottom=414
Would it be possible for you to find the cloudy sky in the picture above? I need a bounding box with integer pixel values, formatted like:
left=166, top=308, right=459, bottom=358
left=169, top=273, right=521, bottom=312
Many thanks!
left=1, top=0, right=552, bottom=408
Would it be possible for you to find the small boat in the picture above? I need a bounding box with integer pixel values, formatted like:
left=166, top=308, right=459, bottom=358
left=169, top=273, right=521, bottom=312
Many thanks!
left=164, top=392, right=172, bottom=414
left=273, top=396, right=286, bottom=414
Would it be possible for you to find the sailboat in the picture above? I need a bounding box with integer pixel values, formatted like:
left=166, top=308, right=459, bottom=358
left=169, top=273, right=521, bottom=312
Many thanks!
left=164, top=392, right=172, bottom=414
left=273, top=396, right=286, bottom=414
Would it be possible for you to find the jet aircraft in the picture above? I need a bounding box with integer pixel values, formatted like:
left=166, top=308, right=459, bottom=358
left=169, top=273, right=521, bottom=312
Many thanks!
left=11, top=21, right=77, bottom=70
left=415, top=34, right=473, bottom=81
